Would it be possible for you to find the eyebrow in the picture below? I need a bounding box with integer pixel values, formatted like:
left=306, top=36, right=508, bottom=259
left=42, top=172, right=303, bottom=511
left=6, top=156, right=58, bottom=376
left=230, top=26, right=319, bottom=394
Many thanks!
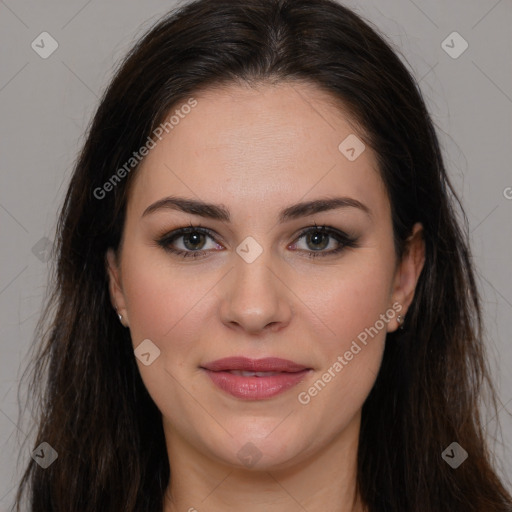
left=141, top=195, right=372, bottom=222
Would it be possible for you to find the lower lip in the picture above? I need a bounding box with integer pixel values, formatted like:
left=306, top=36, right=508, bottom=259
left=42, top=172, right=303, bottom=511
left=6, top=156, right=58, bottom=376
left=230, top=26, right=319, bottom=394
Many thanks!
left=202, top=369, right=311, bottom=400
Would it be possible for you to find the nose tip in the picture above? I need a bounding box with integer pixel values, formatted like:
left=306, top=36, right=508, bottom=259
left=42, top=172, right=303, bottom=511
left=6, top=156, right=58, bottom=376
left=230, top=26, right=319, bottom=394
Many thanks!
left=219, top=256, right=292, bottom=334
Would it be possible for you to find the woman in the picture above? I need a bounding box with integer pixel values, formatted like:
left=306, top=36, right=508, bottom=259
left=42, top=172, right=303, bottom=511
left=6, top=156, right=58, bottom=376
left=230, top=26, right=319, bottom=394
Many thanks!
left=14, top=0, right=512, bottom=510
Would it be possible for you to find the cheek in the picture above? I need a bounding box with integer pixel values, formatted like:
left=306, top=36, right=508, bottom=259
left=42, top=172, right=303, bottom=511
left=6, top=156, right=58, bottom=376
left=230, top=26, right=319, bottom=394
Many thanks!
left=294, top=254, right=394, bottom=400
left=120, top=250, right=208, bottom=417
left=299, top=255, right=394, bottom=346
left=120, top=247, right=223, bottom=403
left=121, top=247, right=209, bottom=343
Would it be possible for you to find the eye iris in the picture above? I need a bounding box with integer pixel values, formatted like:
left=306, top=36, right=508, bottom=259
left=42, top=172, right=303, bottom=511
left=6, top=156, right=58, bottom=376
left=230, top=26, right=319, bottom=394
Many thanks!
left=307, top=230, right=329, bottom=251
left=183, top=231, right=205, bottom=250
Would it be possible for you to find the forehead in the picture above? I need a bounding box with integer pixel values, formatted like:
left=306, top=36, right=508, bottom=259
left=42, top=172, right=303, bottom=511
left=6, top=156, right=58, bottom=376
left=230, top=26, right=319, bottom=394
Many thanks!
left=127, top=81, right=388, bottom=223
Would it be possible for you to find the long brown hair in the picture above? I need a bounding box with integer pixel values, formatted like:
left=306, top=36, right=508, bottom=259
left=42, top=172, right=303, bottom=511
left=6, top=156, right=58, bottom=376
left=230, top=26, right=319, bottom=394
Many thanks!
left=14, top=0, right=512, bottom=510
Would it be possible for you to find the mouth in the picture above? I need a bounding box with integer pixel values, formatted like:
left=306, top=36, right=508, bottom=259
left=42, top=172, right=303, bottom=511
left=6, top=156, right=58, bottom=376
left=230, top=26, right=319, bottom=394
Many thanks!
left=200, top=357, right=312, bottom=400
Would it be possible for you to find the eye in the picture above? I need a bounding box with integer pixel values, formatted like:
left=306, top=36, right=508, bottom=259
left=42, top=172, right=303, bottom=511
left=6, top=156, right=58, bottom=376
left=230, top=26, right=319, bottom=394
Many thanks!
left=156, top=223, right=358, bottom=260
left=290, top=225, right=358, bottom=258
left=156, top=224, right=222, bottom=259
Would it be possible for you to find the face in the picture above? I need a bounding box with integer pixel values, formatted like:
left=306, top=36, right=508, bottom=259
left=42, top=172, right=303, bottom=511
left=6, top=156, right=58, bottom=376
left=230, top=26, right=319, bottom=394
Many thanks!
left=107, top=81, right=424, bottom=472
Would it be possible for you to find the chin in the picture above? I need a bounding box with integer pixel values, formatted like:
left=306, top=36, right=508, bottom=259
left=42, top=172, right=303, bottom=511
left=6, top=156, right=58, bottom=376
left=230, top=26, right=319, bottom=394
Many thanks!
left=203, top=428, right=312, bottom=472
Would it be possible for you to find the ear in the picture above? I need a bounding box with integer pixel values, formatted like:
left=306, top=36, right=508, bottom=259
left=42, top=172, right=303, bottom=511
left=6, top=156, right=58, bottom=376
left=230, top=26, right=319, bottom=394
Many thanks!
left=106, top=248, right=129, bottom=327
left=388, top=222, right=425, bottom=332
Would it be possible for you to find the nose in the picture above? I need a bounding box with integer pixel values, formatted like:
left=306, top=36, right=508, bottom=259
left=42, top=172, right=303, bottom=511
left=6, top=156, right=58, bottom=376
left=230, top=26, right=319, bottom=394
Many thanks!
left=218, top=251, right=293, bottom=335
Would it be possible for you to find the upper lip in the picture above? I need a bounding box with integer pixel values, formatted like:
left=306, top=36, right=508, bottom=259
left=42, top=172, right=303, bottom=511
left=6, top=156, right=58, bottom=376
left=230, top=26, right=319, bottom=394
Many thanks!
left=201, top=357, right=309, bottom=372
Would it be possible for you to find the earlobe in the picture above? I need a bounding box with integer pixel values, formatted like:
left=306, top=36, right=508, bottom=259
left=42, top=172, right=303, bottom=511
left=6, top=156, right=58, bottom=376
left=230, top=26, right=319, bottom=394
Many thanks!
left=105, top=248, right=129, bottom=326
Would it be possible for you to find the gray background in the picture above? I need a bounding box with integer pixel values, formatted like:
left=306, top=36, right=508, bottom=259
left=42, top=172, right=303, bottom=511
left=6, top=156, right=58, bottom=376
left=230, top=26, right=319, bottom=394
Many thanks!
left=1, top=0, right=511, bottom=508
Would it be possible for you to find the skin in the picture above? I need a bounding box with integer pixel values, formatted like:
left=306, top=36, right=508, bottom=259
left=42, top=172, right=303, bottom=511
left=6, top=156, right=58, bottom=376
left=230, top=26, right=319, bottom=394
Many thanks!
left=106, top=81, right=425, bottom=512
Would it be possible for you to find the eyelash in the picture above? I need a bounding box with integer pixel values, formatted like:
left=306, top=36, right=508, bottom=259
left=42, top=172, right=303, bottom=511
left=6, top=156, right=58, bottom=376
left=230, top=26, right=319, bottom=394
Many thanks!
left=155, top=222, right=358, bottom=260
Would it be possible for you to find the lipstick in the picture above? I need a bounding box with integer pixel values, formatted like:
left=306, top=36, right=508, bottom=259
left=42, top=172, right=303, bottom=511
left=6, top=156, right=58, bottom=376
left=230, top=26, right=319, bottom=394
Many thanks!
left=201, top=357, right=311, bottom=400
